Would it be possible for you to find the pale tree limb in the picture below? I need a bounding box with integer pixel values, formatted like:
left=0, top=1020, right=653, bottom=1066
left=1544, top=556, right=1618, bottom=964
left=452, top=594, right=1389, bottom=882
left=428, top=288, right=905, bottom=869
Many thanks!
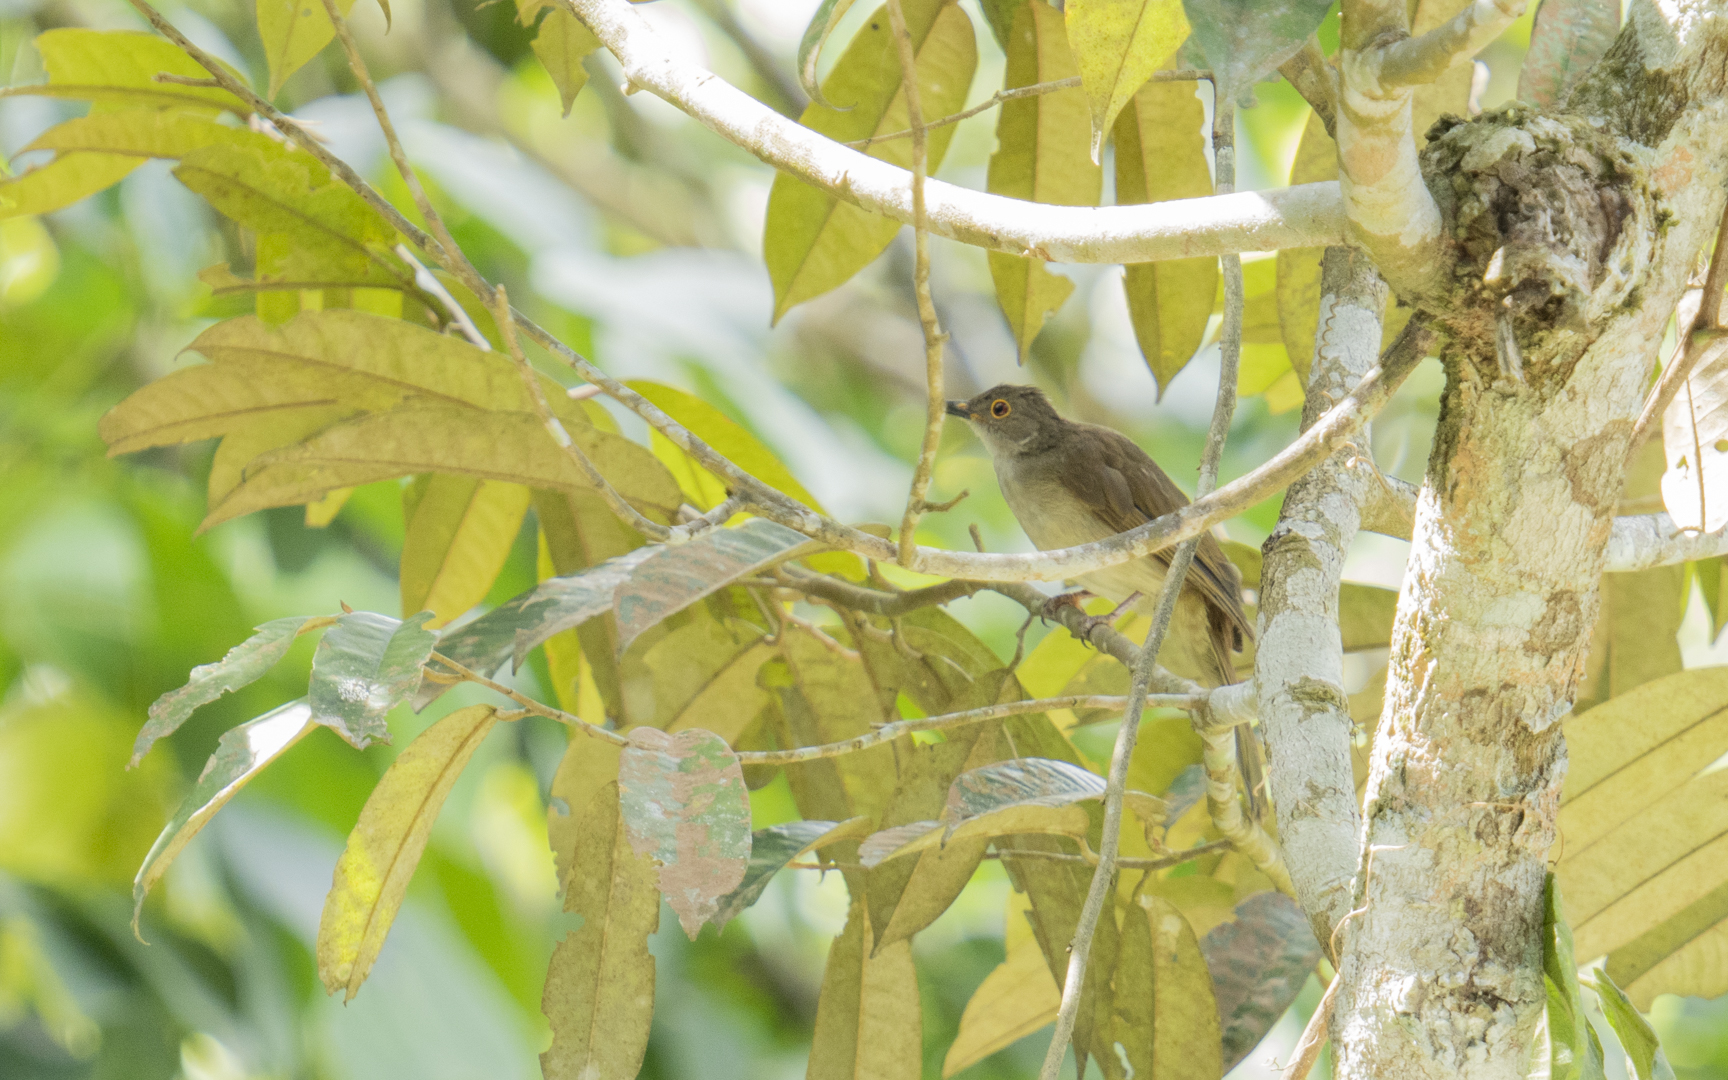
left=1375, top=0, right=1528, bottom=90
left=884, top=0, right=952, bottom=567
left=1255, top=246, right=1388, bottom=951
left=564, top=0, right=1344, bottom=263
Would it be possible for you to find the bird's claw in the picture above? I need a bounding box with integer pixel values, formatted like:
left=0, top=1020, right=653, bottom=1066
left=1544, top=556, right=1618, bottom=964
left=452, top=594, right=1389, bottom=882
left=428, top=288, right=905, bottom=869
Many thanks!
left=1042, top=590, right=1141, bottom=647
left=1039, top=590, right=1094, bottom=625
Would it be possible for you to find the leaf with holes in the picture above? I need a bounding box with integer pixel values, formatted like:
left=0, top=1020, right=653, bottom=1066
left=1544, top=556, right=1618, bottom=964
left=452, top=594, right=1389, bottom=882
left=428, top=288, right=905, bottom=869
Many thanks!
left=308, top=611, right=437, bottom=748
left=134, top=615, right=329, bottom=766
left=1201, top=891, right=1324, bottom=1072
left=1518, top=0, right=1619, bottom=108
left=1064, top=0, right=1189, bottom=158
left=619, top=727, right=752, bottom=938
left=713, top=818, right=873, bottom=929
left=133, top=701, right=318, bottom=932
left=317, top=704, right=498, bottom=1000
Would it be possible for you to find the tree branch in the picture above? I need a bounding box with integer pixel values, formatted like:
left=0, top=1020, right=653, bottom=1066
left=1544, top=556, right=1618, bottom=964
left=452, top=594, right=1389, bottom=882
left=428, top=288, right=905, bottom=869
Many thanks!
left=1374, top=0, right=1529, bottom=90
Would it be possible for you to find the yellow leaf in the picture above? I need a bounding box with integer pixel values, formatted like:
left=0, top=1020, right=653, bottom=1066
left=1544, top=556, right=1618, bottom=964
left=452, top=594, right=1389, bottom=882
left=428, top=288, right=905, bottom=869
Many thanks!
left=808, top=904, right=923, bottom=1080
left=206, top=406, right=354, bottom=506
left=2, top=29, right=250, bottom=115
left=400, top=475, right=534, bottom=626
left=541, top=781, right=659, bottom=1080
left=1572, top=565, right=1685, bottom=714
left=764, top=0, right=977, bottom=321
left=625, top=380, right=826, bottom=512
left=303, top=486, right=352, bottom=526
left=317, top=703, right=499, bottom=1001
left=1064, top=0, right=1189, bottom=159
left=532, top=8, right=600, bottom=117
left=1112, top=894, right=1223, bottom=1080
left=943, top=934, right=1059, bottom=1076
left=1116, top=67, right=1215, bottom=394
left=987, top=0, right=1097, bottom=360
left=257, top=0, right=356, bottom=99
left=632, top=617, right=773, bottom=739
left=0, top=154, right=142, bottom=221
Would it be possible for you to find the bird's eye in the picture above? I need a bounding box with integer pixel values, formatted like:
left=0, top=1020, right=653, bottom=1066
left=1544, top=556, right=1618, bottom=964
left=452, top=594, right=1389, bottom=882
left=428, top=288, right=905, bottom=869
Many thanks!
left=991, top=399, right=1011, bottom=418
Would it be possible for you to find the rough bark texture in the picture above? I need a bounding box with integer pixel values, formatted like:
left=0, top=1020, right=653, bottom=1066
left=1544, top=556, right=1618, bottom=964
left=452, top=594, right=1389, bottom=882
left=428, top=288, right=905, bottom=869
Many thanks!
left=1334, top=3, right=1728, bottom=1076
left=1257, top=247, right=1388, bottom=953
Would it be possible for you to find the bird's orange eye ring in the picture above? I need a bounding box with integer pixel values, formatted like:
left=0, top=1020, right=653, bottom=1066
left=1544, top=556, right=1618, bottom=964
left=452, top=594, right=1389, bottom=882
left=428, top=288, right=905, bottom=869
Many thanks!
left=991, top=399, right=1011, bottom=418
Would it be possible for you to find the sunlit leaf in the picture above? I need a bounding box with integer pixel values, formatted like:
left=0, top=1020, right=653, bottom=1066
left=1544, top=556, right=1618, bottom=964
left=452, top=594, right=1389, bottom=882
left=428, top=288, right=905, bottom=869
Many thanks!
left=1182, top=0, right=1329, bottom=105
left=713, top=817, right=874, bottom=929
left=542, top=781, right=660, bottom=1080
left=1116, top=67, right=1216, bottom=395
left=0, top=154, right=144, bottom=220
left=797, top=0, right=859, bottom=109
left=987, top=0, right=1098, bottom=360
left=308, top=610, right=437, bottom=748
left=1200, top=892, right=1323, bottom=1072
left=1540, top=875, right=1607, bottom=1080
left=132, top=700, right=318, bottom=932
left=1584, top=968, right=1675, bottom=1080
left=532, top=8, right=601, bottom=117
left=808, top=904, right=923, bottom=1080
left=942, top=928, right=1058, bottom=1077
left=257, top=0, right=354, bottom=99
left=625, top=380, right=827, bottom=513
left=634, top=617, right=773, bottom=740
left=400, top=475, right=534, bottom=627
left=133, top=615, right=328, bottom=766
left=1112, top=893, right=1223, bottom=1080
left=1518, top=0, right=1619, bottom=108
left=1, top=29, right=251, bottom=114
left=764, top=0, right=977, bottom=320
left=317, top=703, right=499, bottom=1000
left=1572, top=565, right=1685, bottom=713
left=1064, top=0, right=1189, bottom=158
left=618, top=726, right=751, bottom=937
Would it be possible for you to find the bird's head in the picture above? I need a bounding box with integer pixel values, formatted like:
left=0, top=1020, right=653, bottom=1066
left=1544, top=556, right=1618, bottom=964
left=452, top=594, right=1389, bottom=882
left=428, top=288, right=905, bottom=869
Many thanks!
left=946, top=384, right=1064, bottom=456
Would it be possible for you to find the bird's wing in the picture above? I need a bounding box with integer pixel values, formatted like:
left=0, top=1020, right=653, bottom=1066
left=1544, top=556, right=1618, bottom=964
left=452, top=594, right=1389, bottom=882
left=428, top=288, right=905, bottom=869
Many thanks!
left=1062, top=425, right=1254, bottom=645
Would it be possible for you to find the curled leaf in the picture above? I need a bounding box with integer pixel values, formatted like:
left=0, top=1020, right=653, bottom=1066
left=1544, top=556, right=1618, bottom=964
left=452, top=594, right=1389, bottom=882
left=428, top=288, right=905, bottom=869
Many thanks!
left=797, top=0, right=859, bottom=109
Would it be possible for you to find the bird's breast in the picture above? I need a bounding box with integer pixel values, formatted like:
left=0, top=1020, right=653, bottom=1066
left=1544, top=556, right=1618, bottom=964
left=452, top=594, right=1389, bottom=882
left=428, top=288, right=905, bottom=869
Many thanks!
left=996, top=459, right=1165, bottom=605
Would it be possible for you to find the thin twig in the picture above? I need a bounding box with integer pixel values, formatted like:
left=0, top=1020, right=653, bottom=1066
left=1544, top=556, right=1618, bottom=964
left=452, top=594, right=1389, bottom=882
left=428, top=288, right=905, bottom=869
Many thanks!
left=395, top=243, right=489, bottom=348
left=1281, top=973, right=1339, bottom=1080
left=1629, top=202, right=1728, bottom=453
left=994, top=838, right=1232, bottom=871
left=886, top=0, right=951, bottom=568
left=1037, top=97, right=1246, bottom=1080
left=429, top=650, right=631, bottom=746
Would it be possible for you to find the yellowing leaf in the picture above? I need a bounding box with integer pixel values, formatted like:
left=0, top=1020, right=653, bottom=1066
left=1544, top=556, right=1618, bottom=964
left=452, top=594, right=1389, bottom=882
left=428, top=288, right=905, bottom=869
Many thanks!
left=257, top=0, right=355, bottom=99
left=625, top=380, right=826, bottom=512
left=400, top=475, right=534, bottom=627
left=532, top=8, right=601, bottom=116
left=541, top=782, right=660, bottom=1080
left=1572, top=566, right=1685, bottom=714
left=1116, top=70, right=1215, bottom=394
left=986, top=1, right=1097, bottom=360
left=808, top=904, right=923, bottom=1080
left=1112, top=894, right=1223, bottom=1080
left=942, top=932, right=1059, bottom=1077
left=3, top=29, right=250, bottom=115
left=764, top=0, right=977, bottom=321
left=1064, top=0, right=1189, bottom=159
left=633, top=618, right=773, bottom=740
left=317, top=704, right=499, bottom=1000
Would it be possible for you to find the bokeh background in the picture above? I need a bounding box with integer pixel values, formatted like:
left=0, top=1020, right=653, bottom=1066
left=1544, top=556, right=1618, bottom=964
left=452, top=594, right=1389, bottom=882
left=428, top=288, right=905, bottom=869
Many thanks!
left=3, top=0, right=1727, bottom=1076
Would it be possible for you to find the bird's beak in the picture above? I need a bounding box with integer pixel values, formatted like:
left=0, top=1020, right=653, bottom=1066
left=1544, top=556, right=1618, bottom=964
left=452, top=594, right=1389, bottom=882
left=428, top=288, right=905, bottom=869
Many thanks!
left=945, top=399, right=971, bottom=419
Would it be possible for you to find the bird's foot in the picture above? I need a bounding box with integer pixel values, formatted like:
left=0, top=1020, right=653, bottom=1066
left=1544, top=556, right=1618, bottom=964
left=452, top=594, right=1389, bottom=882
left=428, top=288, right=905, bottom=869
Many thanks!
left=1043, top=590, right=1142, bottom=646
left=1040, top=590, right=1095, bottom=624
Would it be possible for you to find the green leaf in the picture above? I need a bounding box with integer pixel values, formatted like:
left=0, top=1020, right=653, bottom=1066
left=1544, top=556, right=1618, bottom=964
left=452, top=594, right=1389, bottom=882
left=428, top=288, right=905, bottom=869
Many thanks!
left=764, top=0, right=977, bottom=321
left=1541, top=874, right=1608, bottom=1080
left=308, top=610, right=437, bottom=748
left=987, top=0, right=1098, bottom=361
left=316, top=703, right=498, bottom=1000
left=1518, top=0, right=1619, bottom=108
left=625, top=380, right=827, bottom=513
left=797, top=0, right=859, bottom=109
left=1583, top=968, right=1675, bottom=1080
left=541, top=781, right=660, bottom=1080
left=257, top=0, right=354, bottom=99
left=1694, top=557, right=1728, bottom=641
left=942, top=925, right=1058, bottom=1077
left=618, top=726, right=751, bottom=937
left=132, top=700, right=319, bottom=932
left=1115, top=68, right=1216, bottom=396
left=1064, top=0, right=1189, bottom=159
left=400, top=475, right=534, bottom=627
left=532, top=8, right=601, bottom=117
left=808, top=904, right=923, bottom=1080
left=2, top=29, right=251, bottom=114
left=1200, top=892, right=1324, bottom=1072
left=1558, top=667, right=1728, bottom=989
left=133, top=615, right=328, bottom=766
left=1181, top=0, right=1330, bottom=105
left=0, top=153, right=143, bottom=221
left=977, top=0, right=1029, bottom=48
left=633, top=617, right=773, bottom=740
left=173, top=143, right=412, bottom=291
left=713, top=817, right=874, bottom=929
left=768, top=632, right=904, bottom=832
left=1112, top=893, right=1224, bottom=1080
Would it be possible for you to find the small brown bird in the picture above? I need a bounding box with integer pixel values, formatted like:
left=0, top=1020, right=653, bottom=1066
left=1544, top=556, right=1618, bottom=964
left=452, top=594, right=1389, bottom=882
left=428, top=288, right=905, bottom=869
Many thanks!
left=946, top=384, right=1252, bottom=689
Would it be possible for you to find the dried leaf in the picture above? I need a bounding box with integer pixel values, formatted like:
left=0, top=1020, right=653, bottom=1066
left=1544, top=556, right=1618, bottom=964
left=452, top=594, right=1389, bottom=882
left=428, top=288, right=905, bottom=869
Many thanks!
left=400, top=476, right=534, bottom=627
left=1200, top=892, right=1323, bottom=1072
left=133, top=701, right=318, bottom=931
left=764, top=0, right=977, bottom=320
left=713, top=817, right=874, bottom=929
left=1181, top=0, right=1330, bottom=105
left=532, top=8, right=600, bottom=116
left=1583, top=968, right=1675, bottom=1080
left=1113, top=893, right=1223, bottom=1080
left=807, top=904, right=923, bottom=1080
left=1518, top=0, right=1619, bottom=108
left=1, top=29, right=250, bottom=114
left=619, top=727, right=751, bottom=937
left=1064, top=0, right=1189, bottom=158
left=133, top=615, right=326, bottom=766
left=317, top=704, right=498, bottom=1000
left=987, top=0, right=1098, bottom=359
left=308, top=610, right=437, bottom=748
left=542, top=782, right=660, bottom=1080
